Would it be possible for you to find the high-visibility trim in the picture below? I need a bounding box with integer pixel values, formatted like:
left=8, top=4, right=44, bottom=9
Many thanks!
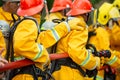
left=96, top=75, right=103, bottom=80
left=90, top=57, right=98, bottom=70
left=107, top=55, right=118, bottom=65
left=80, top=50, right=90, bottom=66
left=51, top=28, right=60, bottom=41
left=63, top=22, right=70, bottom=32
left=33, top=44, right=43, bottom=60
left=40, top=26, right=45, bottom=30
left=14, top=56, right=25, bottom=61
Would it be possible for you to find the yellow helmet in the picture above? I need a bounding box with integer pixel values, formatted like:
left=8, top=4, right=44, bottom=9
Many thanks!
left=109, top=7, right=120, bottom=19
left=98, top=2, right=113, bottom=25
left=113, top=0, right=120, bottom=9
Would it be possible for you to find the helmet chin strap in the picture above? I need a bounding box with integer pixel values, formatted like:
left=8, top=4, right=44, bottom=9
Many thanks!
left=61, top=5, right=70, bottom=16
left=44, top=0, right=49, bottom=20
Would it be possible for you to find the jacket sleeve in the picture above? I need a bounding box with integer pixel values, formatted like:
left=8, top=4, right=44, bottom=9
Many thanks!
left=38, top=22, right=70, bottom=48
left=105, top=50, right=120, bottom=68
left=89, top=27, right=120, bottom=69
left=68, top=28, right=99, bottom=70
left=105, top=23, right=120, bottom=68
left=14, top=20, right=49, bottom=65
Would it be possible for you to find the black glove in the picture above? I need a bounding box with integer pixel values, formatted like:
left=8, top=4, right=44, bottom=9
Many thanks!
left=86, top=68, right=98, bottom=78
left=97, top=50, right=111, bottom=58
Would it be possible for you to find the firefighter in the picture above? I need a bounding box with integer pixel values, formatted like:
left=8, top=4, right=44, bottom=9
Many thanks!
left=113, top=0, right=120, bottom=12
left=0, top=0, right=20, bottom=24
left=42, top=0, right=102, bottom=80
left=37, top=0, right=82, bottom=49
left=0, top=0, right=19, bottom=61
left=40, top=0, right=72, bottom=31
left=0, top=0, right=83, bottom=80
left=108, top=0, right=120, bottom=80
left=39, top=0, right=72, bottom=54
left=0, top=20, right=9, bottom=79
left=89, top=2, right=120, bottom=80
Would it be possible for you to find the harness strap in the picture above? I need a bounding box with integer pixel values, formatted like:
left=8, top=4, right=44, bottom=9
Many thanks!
left=53, top=58, right=87, bottom=77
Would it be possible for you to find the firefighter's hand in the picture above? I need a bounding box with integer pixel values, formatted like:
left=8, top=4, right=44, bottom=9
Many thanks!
left=68, top=16, right=87, bottom=31
left=97, top=50, right=111, bottom=58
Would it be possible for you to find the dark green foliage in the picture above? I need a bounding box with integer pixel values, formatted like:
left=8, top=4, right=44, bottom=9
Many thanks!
left=46, top=0, right=54, bottom=11
left=0, top=0, right=3, bottom=6
left=90, top=0, right=101, bottom=6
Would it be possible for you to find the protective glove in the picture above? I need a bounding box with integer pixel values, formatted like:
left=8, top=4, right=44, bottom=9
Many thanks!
left=41, top=21, right=58, bottom=30
left=97, top=50, right=111, bottom=58
left=67, top=16, right=87, bottom=30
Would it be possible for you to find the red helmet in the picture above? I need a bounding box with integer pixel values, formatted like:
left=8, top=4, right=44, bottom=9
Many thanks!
left=66, top=0, right=93, bottom=16
left=50, top=0, right=72, bottom=12
left=17, top=0, right=44, bottom=16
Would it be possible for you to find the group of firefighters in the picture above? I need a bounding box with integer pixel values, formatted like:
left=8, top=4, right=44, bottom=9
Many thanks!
left=0, top=0, right=120, bottom=80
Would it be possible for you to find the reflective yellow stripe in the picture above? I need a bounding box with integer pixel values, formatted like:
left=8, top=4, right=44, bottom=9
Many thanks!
left=107, top=55, right=118, bottom=65
left=33, top=44, right=43, bottom=60
left=51, top=28, right=60, bottom=41
left=14, top=56, right=25, bottom=61
left=64, top=22, right=70, bottom=32
left=96, top=75, right=103, bottom=80
left=80, top=50, right=90, bottom=66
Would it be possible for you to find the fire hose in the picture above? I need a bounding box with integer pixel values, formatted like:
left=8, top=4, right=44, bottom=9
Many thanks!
left=0, top=49, right=112, bottom=72
left=0, top=53, right=69, bottom=72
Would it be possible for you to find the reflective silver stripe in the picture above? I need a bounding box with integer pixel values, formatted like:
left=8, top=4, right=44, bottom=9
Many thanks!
left=64, top=22, right=70, bottom=32
left=96, top=75, right=104, bottom=80
left=80, top=50, right=90, bottom=66
left=107, top=55, right=118, bottom=65
left=51, top=28, right=60, bottom=41
left=33, top=44, right=43, bottom=60
left=14, top=56, right=25, bottom=61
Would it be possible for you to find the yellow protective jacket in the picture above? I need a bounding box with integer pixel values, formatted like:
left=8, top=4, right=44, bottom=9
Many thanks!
left=108, top=22, right=120, bottom=80
left=12, top=14, right=71, bottom=80
left=0, top=31, right=6, bottom=57
left=13, top=19, right=49, bottom=67
left=32, top=14, right=41, bottom=25
left=12, top=19, right=49, bottom=80
left=51, top=16, right=100, bottom=80
left=0, top=7, right=12, bottom=57
left=0, top=7, right=17, bottom=24
left=88, top=26, right=120, bottom=80
left=88, top=27, right=110, bottom=80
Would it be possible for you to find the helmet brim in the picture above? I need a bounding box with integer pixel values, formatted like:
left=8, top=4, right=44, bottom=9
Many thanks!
left=66, top=9, right=91, bottom=16
left=2, top=0, right=20, bottom=2
left=50, top=7, right=66, bottom=12
left=17, top=2, right=44, bottom=16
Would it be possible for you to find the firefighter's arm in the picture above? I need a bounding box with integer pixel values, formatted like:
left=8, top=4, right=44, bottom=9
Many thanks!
left=68, top=29, right=100, bottom=70
left=14, top=20, right=49, bottom=65
left=38, top=16, right=85, bottom=48
left=105, top=50, right=120, bottom=68
left=38, top=21, right=70, bottom=48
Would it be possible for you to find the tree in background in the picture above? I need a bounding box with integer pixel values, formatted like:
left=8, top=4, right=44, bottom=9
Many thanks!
left=0, top=0, right=3, bottom=6
left=91, top=0, right=114, bottom=8
left=46, top=0, right=54, bottom=11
